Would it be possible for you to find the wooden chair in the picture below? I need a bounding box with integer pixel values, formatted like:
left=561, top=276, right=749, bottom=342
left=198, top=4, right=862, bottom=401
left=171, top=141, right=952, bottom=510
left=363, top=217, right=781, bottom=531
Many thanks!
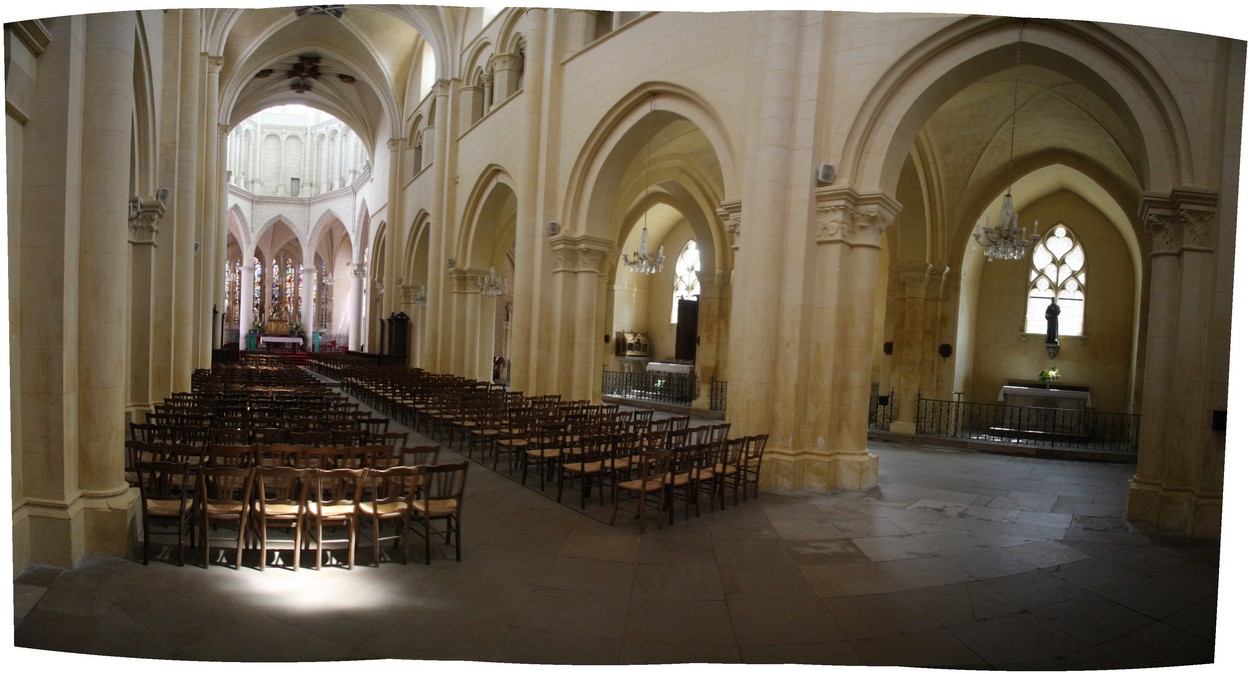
left=398, top=444, right=441, bottom=467
left=303, top=467, right=365, bottom=570
left=494, top=408, right=533, bottom=474
left=556, top=433, right=610, bottom=509
left=358, top=466, right=420, bottom=565
left=741, top=434, right=769, bottom=501
left=609, top=449, right=673, bottom=533
left=135, top=458, right=196, bottom=566
left=197, top=465, right=254, bottom=569
left=208, top=427, right=250, bottom=445
left=411, top=461, right=469, bottom=564
left=253, top=466, right=307, bottom=571
left=713, top=437, right=747, bottom=509
left=206, top=443, right=255, bottom=469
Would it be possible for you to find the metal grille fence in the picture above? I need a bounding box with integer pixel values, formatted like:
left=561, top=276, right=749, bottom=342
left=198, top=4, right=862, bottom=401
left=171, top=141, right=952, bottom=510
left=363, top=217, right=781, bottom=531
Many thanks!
left=602, top=369, right=698, bottom=406
left=915, top=396, right=1139, bottom=455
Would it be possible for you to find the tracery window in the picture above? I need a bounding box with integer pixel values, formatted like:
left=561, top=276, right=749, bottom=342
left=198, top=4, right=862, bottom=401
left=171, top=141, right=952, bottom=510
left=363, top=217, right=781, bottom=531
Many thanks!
left=1025, top=224, right=1086, bottom=337
left=271, top=259, right=281, bottom=312
left=671, top=240, right=701, bottom=324
left=284, top=260, right=296, bottom=317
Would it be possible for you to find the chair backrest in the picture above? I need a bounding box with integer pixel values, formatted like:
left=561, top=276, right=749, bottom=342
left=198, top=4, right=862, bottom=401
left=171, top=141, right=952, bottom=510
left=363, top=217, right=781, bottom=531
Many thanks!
left=307, top=467, right=365, bottom=509
left=361, top=465, right=419, bottom=508
left=635, top=449, right=673, bottom=484
left=254, top=465, right=307, bottom=507
left=416, top=461, right=468, bottom=505
left=399, top=444, right=441, bottom=467
left=254, top=443, right=304, bottom=469
left=207, top=443, right=255, bottom=468
left=198, top=464, right=254, bottom=510
left=745, top=434, right=769, bottom=461
left=135, top=458, right=194, bottom=507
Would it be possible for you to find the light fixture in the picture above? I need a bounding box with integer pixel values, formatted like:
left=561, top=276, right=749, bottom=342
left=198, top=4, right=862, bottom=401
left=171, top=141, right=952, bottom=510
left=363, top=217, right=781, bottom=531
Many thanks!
left=974, top=19, right=1040, bottom=262
left=622, top=93, right=665, bottom=274
left=479, top=266, right=507, bottom=297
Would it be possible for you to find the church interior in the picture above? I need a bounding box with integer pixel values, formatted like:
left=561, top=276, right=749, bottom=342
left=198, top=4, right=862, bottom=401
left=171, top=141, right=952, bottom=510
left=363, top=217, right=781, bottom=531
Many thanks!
left=4, top=2, right=1244, bottom=667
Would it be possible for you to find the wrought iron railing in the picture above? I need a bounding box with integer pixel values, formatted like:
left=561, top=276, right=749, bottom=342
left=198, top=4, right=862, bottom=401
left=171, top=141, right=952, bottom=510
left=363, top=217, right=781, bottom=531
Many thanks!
left=868, top=388, right=897, bottom=431
left=915, top=396, right=1139, bottom=455
left=710, top=379, right=728, bottom=412
left=602, top=369, right=698, bottom=406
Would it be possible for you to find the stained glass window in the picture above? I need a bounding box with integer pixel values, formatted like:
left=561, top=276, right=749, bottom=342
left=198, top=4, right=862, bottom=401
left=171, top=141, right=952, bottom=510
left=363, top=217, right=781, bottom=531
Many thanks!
left=671, top=240, right=701, bottom=323
left=1025, top=225, right=1086, bottom=337
left=271, top=259, right=280, bottom=312
left=253, top=257, right=263, bottom=319
left=284, top=259, right=295, bottom=316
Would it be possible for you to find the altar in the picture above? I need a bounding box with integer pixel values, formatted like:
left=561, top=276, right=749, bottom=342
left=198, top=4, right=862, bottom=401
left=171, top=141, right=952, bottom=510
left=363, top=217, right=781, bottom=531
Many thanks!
left=259, top=335, right=304, bottom=351
left=998, top=385, right=1092, bottom=410
left=646, top=361, right=694, bottom=375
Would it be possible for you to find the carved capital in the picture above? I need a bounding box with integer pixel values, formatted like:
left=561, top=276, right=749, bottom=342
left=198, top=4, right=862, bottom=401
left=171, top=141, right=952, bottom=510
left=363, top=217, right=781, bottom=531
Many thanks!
left=387, top=137, right=405, bottom=153
left=448, top=269, right=479, bottom=293
left=716, top=200, right=742, bottom=250
left=1139, top=188, right=1218, bottom=254
left=206, top=55, right=224, bottom=75
left=814, top=187, right=901, bottom=247
left=127, top=199, right=166, bottom=245
left=551, top=234, right=615, bottom=274
left=489, top=52, right=523, bottom=72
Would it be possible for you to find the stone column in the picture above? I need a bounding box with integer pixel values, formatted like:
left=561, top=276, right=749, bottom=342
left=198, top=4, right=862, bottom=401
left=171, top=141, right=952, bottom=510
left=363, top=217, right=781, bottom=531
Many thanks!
left=491, top=52, right=522, bottom=102
left=77, top=9, right=141, bottom=556
left=691, top=269, right=729, bottom=410
left=128, top=198, right=165, bottom=422
left=448, top=269, right=482, bottom=378
left=194, top=57, right=222, bottom=367
left=888, top=263, right=932, bottom=434
left=551, top=237, right=613, bottom=401
left=238, top=255, right=253, bottom=348
left=348, top=264, right=365, bottom=351
left=511, top=8, right=549, bottom=395
left=171, top=8, right=200, bottom=391
left=1127, top=189, right=1222, bottom=536
left=766, top=188, right=899, bottom=492
left=724, top=12, right=799, bottom=439
left=301, top=264, right=316, bottom=351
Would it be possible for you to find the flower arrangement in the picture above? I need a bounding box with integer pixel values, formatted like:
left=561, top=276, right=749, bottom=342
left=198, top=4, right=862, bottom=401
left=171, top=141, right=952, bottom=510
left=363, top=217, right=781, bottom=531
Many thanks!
left=1038, top=366, right=1060, bottom=384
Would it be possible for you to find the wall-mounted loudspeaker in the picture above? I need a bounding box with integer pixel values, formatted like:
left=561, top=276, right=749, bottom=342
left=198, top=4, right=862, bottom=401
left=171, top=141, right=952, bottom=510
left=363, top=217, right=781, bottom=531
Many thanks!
left=817, top=163, right=836, bottom=184
left=548, top=221, right=560, bottom=236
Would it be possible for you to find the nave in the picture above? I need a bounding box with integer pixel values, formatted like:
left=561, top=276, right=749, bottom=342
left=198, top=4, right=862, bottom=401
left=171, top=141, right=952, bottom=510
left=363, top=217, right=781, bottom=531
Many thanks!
left=14, top=362, right=1218, bottom=667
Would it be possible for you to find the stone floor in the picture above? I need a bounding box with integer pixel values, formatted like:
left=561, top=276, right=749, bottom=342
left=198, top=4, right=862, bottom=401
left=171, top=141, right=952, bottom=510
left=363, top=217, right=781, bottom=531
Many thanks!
left=12, top=400, right=1227, bottom=669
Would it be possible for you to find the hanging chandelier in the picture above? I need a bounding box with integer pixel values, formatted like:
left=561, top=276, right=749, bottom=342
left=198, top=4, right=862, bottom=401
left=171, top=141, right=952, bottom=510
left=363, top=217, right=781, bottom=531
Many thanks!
left=479, top=265, right=507, bottom=297
left=622, top=94, right=665, bottom=274
left=975, top=19, right=1040, bottom=262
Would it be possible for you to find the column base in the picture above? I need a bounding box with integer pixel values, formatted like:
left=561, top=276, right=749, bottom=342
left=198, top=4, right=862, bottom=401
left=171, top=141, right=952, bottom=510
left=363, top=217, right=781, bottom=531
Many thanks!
left=761, top=447, right=879, bottom=492
left=1126, top=478, right=1221, bottom=538
left=16, top=489, right=140, bottom=570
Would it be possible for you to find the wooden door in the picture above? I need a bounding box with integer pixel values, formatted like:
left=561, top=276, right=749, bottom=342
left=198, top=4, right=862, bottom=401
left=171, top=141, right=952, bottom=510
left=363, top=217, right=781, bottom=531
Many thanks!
left=675, top=298, right=699, bottom=361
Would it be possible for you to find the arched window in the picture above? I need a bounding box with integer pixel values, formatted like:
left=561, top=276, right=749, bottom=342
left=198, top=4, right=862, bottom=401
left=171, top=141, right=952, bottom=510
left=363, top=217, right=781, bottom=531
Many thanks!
left=253, top=257, right=263, bottom=320
left=671, top=240, right=701, bottom=323
left=1025, top=224, right=1086, bottom=336
left=284, top=259, right=296, bottom=317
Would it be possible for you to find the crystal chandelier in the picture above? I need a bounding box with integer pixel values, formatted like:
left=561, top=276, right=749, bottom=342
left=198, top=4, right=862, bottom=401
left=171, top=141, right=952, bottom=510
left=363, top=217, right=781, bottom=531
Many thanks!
left=479, top=265, right=507, bottom=297
left=975, top=19, right=1040, bottom=262
left=622, top=94, right=665, bottom=274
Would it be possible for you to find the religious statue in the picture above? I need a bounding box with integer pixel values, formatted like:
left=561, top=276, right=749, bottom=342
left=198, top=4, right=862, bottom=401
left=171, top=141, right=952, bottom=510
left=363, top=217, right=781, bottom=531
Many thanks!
left=1045, top=299, right=1061, bottom=359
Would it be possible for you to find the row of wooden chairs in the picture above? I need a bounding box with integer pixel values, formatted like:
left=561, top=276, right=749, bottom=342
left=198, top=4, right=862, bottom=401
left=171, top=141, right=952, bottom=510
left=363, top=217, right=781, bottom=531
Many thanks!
left=135, top=457, right=467, bottom=569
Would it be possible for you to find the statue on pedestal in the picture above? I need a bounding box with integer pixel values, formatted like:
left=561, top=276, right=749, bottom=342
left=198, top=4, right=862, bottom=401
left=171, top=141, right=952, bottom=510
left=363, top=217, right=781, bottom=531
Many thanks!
left=1045, top=299, right=1061, bottom=359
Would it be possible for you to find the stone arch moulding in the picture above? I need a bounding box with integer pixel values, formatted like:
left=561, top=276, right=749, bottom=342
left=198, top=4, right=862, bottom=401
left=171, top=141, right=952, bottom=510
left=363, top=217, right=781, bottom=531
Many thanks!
left=403, top=209, right=432, bottom=282
left=456, top=165, right=519, bottom=268
left=841, top=16, right=1193, bottom=199
left=564, top=81, right=741, bottom=246
left=254, top=214, right=301, bottom=253
left=308, top=207, right=350, bottom=249
left=226, top=204, right=252, bottom=255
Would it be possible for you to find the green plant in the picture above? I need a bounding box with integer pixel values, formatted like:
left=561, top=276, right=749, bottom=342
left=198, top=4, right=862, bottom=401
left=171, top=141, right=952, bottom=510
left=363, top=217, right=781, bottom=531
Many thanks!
left=1038, top=366, right=1060, bottom=383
